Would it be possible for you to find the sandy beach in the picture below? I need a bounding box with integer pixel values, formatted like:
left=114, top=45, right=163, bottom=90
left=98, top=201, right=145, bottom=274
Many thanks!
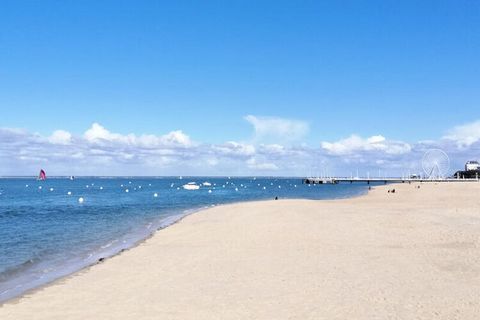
left=1, top=182, right=480, bottom=319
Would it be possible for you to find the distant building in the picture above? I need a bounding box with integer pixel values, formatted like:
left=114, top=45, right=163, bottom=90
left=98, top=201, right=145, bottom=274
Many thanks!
left=453, top=160, right=480, bottom=179
left=465, top=161, right=480, bottom=172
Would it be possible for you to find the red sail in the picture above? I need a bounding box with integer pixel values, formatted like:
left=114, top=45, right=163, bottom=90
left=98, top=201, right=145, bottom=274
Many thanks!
left=38, top=169, right=46, bottom=180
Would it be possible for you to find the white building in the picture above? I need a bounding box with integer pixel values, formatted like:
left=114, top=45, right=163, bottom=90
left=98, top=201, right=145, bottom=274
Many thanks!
left=465, top=161, right=480, bottom=171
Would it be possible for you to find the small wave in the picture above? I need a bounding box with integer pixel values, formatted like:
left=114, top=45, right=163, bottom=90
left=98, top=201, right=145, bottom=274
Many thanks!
left=0, top=259, right=37, bottom=282
left=100, top=239, right=119, bottom=249
left=0, top=289, right=11, bottom=296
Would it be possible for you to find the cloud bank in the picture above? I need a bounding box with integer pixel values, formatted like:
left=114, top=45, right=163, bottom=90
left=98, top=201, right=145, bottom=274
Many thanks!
left=443, top=120, right=480, bottom=148
left=1, top=118, right=480, bottom=177
left=0, top=122, right=309, bottom=176
left=321, top=135, right=411, bottom=156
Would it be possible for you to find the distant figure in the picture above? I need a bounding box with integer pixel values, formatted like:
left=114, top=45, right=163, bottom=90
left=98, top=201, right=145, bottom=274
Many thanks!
left=368, top=186, right=372, bottom=190
left=392, top=189, right=396, bottom=193
left=275, top=196, right=278, bottom=200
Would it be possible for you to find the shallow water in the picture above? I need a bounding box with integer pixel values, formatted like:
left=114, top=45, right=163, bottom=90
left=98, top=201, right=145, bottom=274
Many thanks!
left=0, top=177, right=373, bottom=302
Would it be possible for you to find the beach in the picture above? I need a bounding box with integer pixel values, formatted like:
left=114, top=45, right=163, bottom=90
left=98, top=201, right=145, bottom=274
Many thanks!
left=1, top=182, right=480, bottom=319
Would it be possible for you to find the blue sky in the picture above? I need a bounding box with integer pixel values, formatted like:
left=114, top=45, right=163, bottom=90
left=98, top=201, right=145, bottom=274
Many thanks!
left=1, top=1, right=480, bottom=176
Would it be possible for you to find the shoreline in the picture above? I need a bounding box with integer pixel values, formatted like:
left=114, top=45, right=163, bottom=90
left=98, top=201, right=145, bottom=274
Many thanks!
left=2, top=182, right=480, bottom=319
left=0, top=198, right=283, bottom=306
left=0, top=185, right=370, bottom=305
left=0, top=213, right=184, bottom=306
left=0, top=208, right=199, bottom=306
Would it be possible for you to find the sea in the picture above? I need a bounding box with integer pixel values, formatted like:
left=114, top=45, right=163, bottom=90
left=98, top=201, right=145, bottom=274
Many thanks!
left=0, top=176, right=374, bottom=303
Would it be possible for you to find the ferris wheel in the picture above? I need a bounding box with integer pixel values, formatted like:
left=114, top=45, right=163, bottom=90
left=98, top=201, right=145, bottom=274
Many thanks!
left=422, top=149, right=450, bottom=179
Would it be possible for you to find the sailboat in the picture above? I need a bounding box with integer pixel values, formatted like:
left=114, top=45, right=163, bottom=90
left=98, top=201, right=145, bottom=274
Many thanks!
left=37, top=169, right=46, bottom=181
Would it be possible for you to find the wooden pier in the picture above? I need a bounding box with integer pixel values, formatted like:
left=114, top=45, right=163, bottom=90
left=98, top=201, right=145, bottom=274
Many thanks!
left=303, top=177, right=480, bottom=185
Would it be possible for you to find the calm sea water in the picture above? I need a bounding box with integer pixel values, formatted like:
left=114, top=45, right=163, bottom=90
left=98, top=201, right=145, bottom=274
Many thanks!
left=0, top=177, right=373, bottom=302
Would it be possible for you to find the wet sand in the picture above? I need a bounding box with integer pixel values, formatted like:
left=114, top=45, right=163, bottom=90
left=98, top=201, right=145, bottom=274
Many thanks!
left=1, top=182, right=480, bottom=319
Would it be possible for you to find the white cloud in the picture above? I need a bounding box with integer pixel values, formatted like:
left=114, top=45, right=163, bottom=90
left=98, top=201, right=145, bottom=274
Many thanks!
left=49, top=130, right=73, bottom=145
left=84, top=123, right=191, bottom=148
left=84, top=123, right=126, bottom=143
left=212, top=141, right=256, bottom=157
left=246, top=158, right=279, bottom=171
left=443, top=120, right=480, bottom=148
left=244, top=115, right=309, bottom=142
left=321, top=134, right=411, bottom=156
left=157, top=130, right=192, bottom=147
left=259, top=144, right=286, bottom=155
left=0, top=122, right=314, bottom=175
left=2, top=119, right=480, bottom=176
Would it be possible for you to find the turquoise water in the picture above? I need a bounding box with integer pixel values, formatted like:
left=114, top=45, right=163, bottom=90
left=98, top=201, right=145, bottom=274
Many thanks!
left=0, top=177, right=372, bottom=302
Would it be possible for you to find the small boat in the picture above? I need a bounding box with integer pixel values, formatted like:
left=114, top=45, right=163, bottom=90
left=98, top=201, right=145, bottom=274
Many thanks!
left=182, top=182, right=200, bottom=190
left=37, top=169, right=47, bottom=181
left=202, top=182, right=212, bottom=187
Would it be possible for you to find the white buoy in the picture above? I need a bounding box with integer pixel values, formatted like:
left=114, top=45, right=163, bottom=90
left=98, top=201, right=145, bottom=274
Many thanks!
left=38, top=186, right=42, bottom=190
left=235, top=187, right=239, bottom=191
left=25, top=184, right=29, bottom=187
left=148, top=183, right=151, bottom=186
left=86, top=185, right=89, bottom=188
left=100, top=186, right=103, bottom=190
left=67, top=191, right=72, bottom=195
left=208, top=190, right=212, bottom=193
left=121, top=184, right=124, bottom=187
left=294, top=185, right=297, bottom=188
left=125, top=189, right=129, bottom=193
left=278, top=185, right=281, bottom=189
left=138, top=186, right=142, bottom=189
left=49, top=187, right=54, bottom=192
left=154, top=193, right=158, bottom=197
left=263, top=186, right=266, bottom=190
left=177, top=187, right=180, bottom=190
left=78, top=197, right=84, bottom=203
